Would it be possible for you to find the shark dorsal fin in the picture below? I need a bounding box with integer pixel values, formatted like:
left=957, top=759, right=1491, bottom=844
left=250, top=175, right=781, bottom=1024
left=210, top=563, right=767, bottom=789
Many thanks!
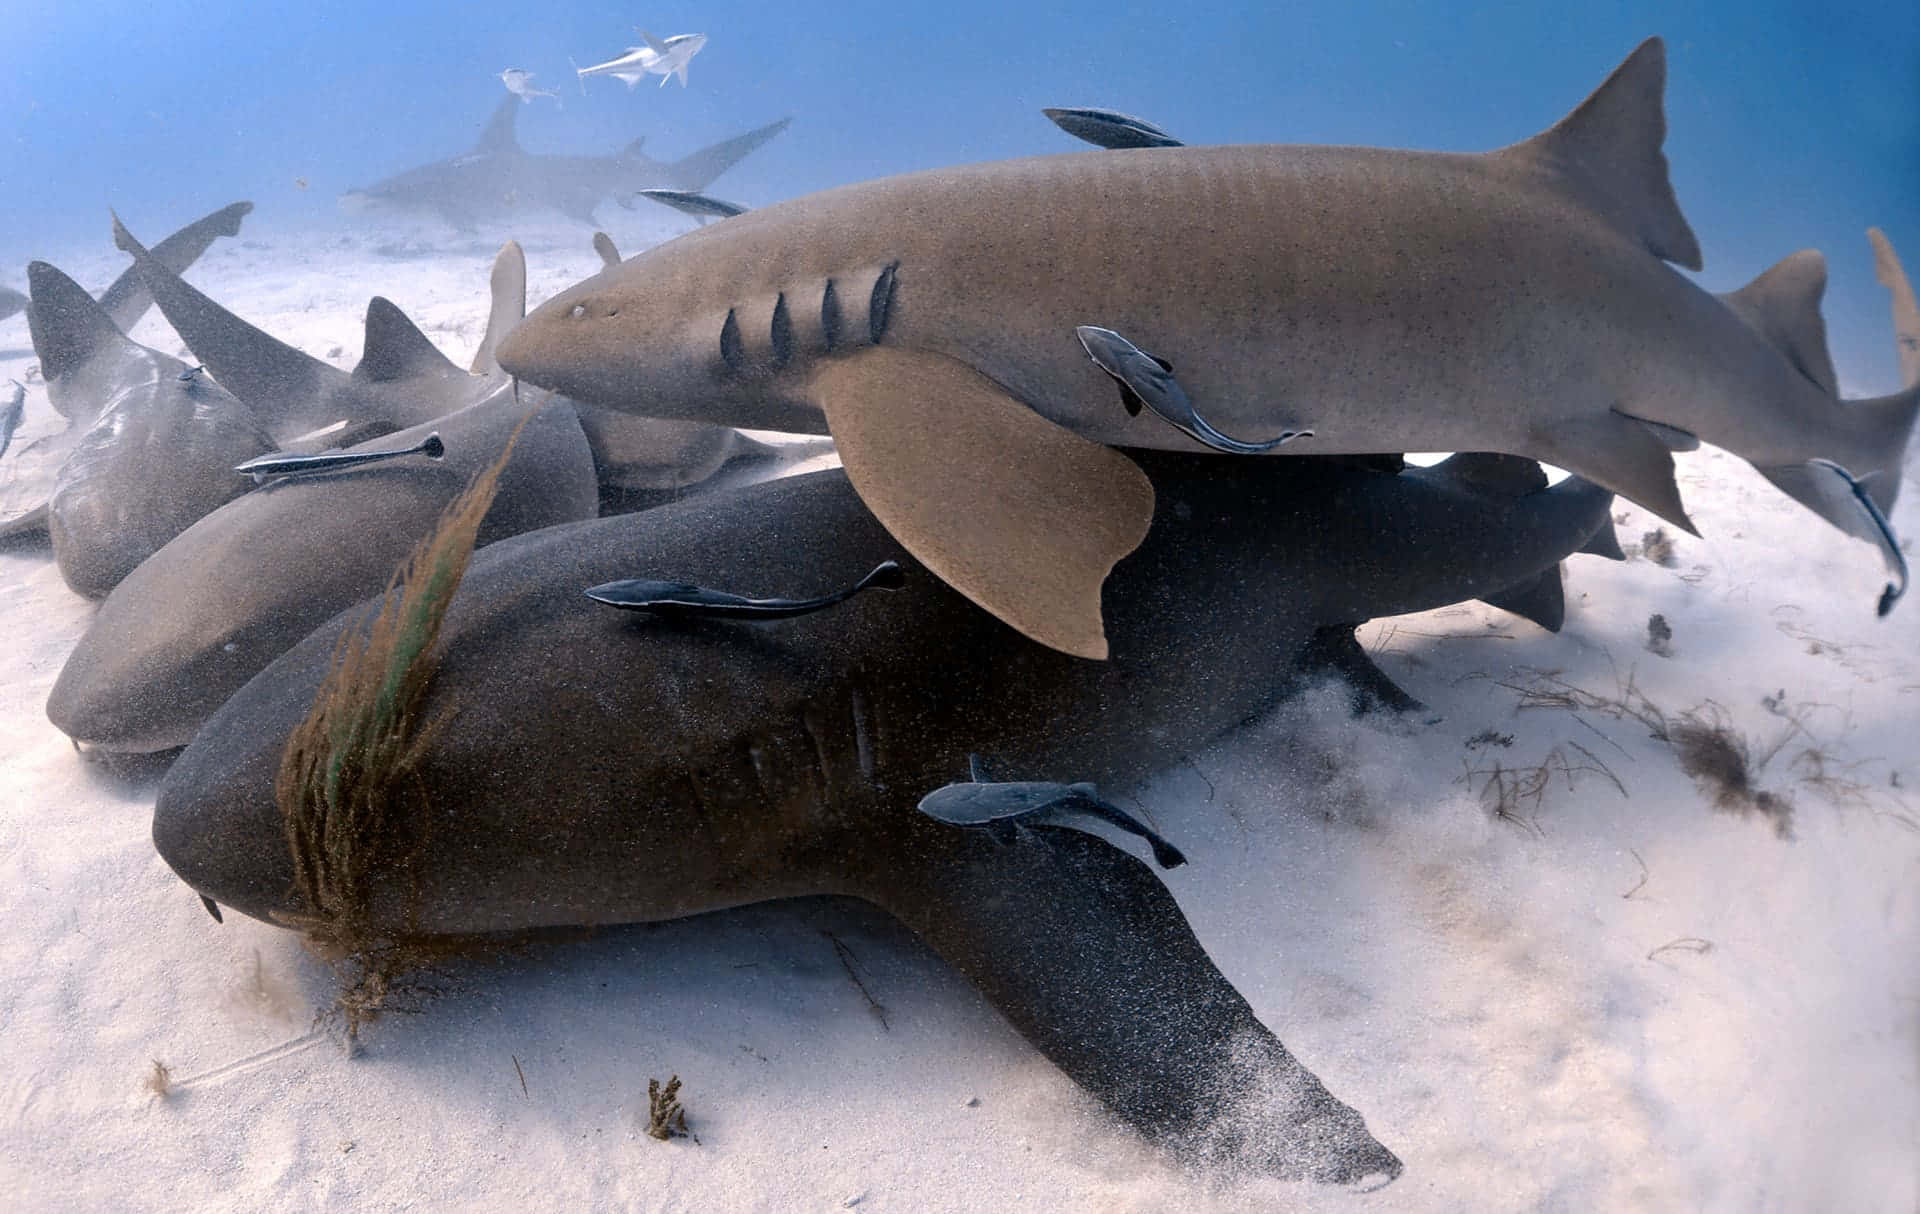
left=471, top=241, right=527, bottom=375
left=1869, top=228, right=1920, bottom=389
left=1497, top=37, right=1703, bottom=271
left=592, top=231, right=622, bottom=268
left=97, top=201, right=253, bottom=334
left=1717, top=249, right=1837, bottom=397
left=26, top=260, right=132, bottom=384
left=1433, top=452, right=1548, bottom=496
left=356, top=298, right=461, bottom=383
left=473, top=96, right=521, bottom=155
left=621, top=136, right=649, bottom=161
left=113, top=210, right=346, bottom=420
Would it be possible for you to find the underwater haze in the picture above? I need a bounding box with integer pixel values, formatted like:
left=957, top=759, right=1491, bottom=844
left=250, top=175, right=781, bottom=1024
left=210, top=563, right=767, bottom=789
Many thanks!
left=0, top=1, right=1915, bottom=388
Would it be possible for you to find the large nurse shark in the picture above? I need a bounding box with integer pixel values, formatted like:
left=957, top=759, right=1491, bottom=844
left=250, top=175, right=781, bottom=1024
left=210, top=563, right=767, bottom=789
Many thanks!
left=496, top=37, right=1920, bottom=659
left=153, top=451, right=1618, bottom=1186
left=340, top=97, right=791, bottom=231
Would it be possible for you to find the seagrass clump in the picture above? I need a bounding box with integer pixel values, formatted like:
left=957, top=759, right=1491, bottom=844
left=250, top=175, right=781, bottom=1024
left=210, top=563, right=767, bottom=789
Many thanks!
left=275, top=422, right=526, bottom=963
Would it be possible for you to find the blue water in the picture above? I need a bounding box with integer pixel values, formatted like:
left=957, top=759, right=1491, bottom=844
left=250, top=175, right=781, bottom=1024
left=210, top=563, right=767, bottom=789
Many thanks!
left=0, top=1, right=1913, bottom=389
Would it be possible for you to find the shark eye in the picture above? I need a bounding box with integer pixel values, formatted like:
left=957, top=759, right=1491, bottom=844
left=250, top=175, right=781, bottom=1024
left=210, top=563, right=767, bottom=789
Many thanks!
left=570, top=303, right=587, bottom=319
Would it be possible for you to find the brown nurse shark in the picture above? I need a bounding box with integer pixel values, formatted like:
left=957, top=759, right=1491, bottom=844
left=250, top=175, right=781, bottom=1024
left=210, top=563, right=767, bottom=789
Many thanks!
left=496, top=37, right=1920, bottom=658
left=152, top=451, right=1616, bottom=1187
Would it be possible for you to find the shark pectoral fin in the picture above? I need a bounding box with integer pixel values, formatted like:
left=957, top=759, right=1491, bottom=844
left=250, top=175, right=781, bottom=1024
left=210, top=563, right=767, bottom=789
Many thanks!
left=1760, top=460, right=1909, bottom=615
left=1533, top=411, right=1695, bottom=535
left=1478, top=567, right=1567, bottom=633
left=809, top=347, right=1154, bottom=660
left=861, top=824, right=1401, bottom=1185
left=1581, top=513, right=1628, bottom=561
left=1612, top=409, right=1700, bottom=452
left=471, top=241, right=528, bottom=375
left=1297, top=626, right=1425, bottom=714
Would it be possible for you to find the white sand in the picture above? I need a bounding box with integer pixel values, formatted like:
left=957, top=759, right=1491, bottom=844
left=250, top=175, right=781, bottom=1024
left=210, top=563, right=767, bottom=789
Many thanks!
left=0, top=218, right=1914, bottom=1210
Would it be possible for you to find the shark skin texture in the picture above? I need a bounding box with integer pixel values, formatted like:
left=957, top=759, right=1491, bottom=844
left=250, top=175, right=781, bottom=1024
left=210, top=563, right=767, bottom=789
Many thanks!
left=497, top=37, right=1920, bottom=658
left=340, top=97, right=787, bottom=231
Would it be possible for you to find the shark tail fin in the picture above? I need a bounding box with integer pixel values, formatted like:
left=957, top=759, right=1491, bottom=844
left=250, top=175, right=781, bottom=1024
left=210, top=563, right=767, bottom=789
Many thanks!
left=1869, top=227, right=1920, bottom=388
left=25, top=260, right=130, bottom=387
left=97, top=201, right=253, bottom=333
left=1755, top=231, right=1920, bottom=614
left=664, top=117, right=792, bottom=191
left=1497, top=37, right=1702, bottom=270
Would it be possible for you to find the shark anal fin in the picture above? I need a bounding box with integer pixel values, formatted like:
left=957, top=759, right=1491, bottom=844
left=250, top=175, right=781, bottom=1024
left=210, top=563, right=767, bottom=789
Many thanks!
left=1581, top=512, right=1628, bottom=561
left=863, top=824, right=1401, bottom=1184
left=1477, top=566, right=1567, bottom=633
left=809, top=347, right=1153, bottom=660
left=1298, top=626, right=1425, bottom=714
left=1532, top=410, right=1695, bottom=535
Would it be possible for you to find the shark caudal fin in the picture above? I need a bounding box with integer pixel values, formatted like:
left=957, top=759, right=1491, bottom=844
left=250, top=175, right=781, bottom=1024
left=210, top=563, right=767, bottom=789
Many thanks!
left=662, top=117, right=792, bottom=191
left=1750, top=232, right=1920, bottom=615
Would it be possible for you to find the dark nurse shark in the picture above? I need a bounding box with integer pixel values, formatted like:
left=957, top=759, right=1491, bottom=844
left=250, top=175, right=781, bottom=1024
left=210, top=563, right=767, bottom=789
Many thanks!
left=339, top=96, right=791, bottom=231
left=497, top=37, right=1920, bottom=658
left=1, top=204, right=254, bottom=537
left=154, top=451, right=1617, bottom=1185
left=26, top=261, right=275, bottom=597
left=48, top=393, right=598, bottom=753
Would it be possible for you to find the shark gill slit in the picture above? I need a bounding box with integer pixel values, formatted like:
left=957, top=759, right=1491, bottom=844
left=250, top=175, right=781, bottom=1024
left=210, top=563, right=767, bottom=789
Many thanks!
left=820, top=279, right=840, bottom=353
left=868, top=262, right=899, bottom=345
left=770, top=293, right=793, bottom=366
left=719, top=307, right=745, bottom=373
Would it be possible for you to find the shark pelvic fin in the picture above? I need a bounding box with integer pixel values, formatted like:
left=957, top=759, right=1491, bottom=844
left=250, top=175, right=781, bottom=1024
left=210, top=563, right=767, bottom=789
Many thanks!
left=1532, top=410, right=1695, bottom=534
left=471, top=241, right=528, bottom=375
left=25, top=260, right=132, bottom=390
left=1717, top=249, right=1838, bottom=395
left=1498, top=37, right=1702, bottom=271
left=356, top=298, right=461, bottom=384
left=1581, top=513, right=1628, bottom=561
left=1869, top=227, right=1920, bottom=389
left=809, top=346, right=1154, bottom=661
left=1478, top=567, right=1567, bottom=633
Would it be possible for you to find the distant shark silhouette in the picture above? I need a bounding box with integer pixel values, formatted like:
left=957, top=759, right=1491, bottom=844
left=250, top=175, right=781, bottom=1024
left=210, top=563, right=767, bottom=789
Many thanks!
left=339, top=98, right=790, bottom=230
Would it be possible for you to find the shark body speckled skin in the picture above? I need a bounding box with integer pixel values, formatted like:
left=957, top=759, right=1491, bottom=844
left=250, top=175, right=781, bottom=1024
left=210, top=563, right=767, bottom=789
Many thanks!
left=154, top=453, right=1613, bottom=1187
left=498, top=38, right=1920, bottom=658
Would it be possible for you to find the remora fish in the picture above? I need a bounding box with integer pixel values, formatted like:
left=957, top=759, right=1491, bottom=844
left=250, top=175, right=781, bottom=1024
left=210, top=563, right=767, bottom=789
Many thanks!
left=339, top=96, right=784, bottom=230
left=235, top=431, right=444, bottom=484
left=1043, top=106, right=1184, bottom=149
left=576, top=30, right=707, bottom=89
left=499, top=68, right=561, bottom=107
left=47, top=395, right=598, bottom=753
left=918, top=761, right=1189, bottom=869
left=27, top=261, right=274, bottom=598
left=152, top=452, right=1620, bottom=1188
left=498, top=38, right=1920, bottom=657
left=635, top=188, right=747, bottom=222
left=585, top=559, right=903, bottom=618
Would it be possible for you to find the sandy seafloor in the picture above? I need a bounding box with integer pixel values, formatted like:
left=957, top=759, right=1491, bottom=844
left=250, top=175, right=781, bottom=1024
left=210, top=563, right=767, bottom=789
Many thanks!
left=0, top=213, right=1915, bottom=1212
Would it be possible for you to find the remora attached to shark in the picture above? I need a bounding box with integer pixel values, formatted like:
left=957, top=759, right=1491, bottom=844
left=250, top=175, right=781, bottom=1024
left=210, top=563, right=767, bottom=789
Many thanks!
left=340, top=97, right=788, bottom=230
left=153, top=451, right=1617, bottom=1185
left=498, top=37, right=1920, bottom=658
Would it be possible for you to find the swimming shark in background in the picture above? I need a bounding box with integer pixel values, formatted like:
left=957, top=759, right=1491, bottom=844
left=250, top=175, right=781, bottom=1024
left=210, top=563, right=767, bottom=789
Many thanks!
left=498, top=37, right=1920, bottom=659
left=340, top=97, right=788, bottom=230
left=575, top=31, right=707, bottom=89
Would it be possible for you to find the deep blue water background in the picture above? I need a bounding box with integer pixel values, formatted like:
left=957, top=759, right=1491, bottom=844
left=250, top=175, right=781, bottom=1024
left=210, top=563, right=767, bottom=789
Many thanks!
left=0, top=1, right=1913, bottom=390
